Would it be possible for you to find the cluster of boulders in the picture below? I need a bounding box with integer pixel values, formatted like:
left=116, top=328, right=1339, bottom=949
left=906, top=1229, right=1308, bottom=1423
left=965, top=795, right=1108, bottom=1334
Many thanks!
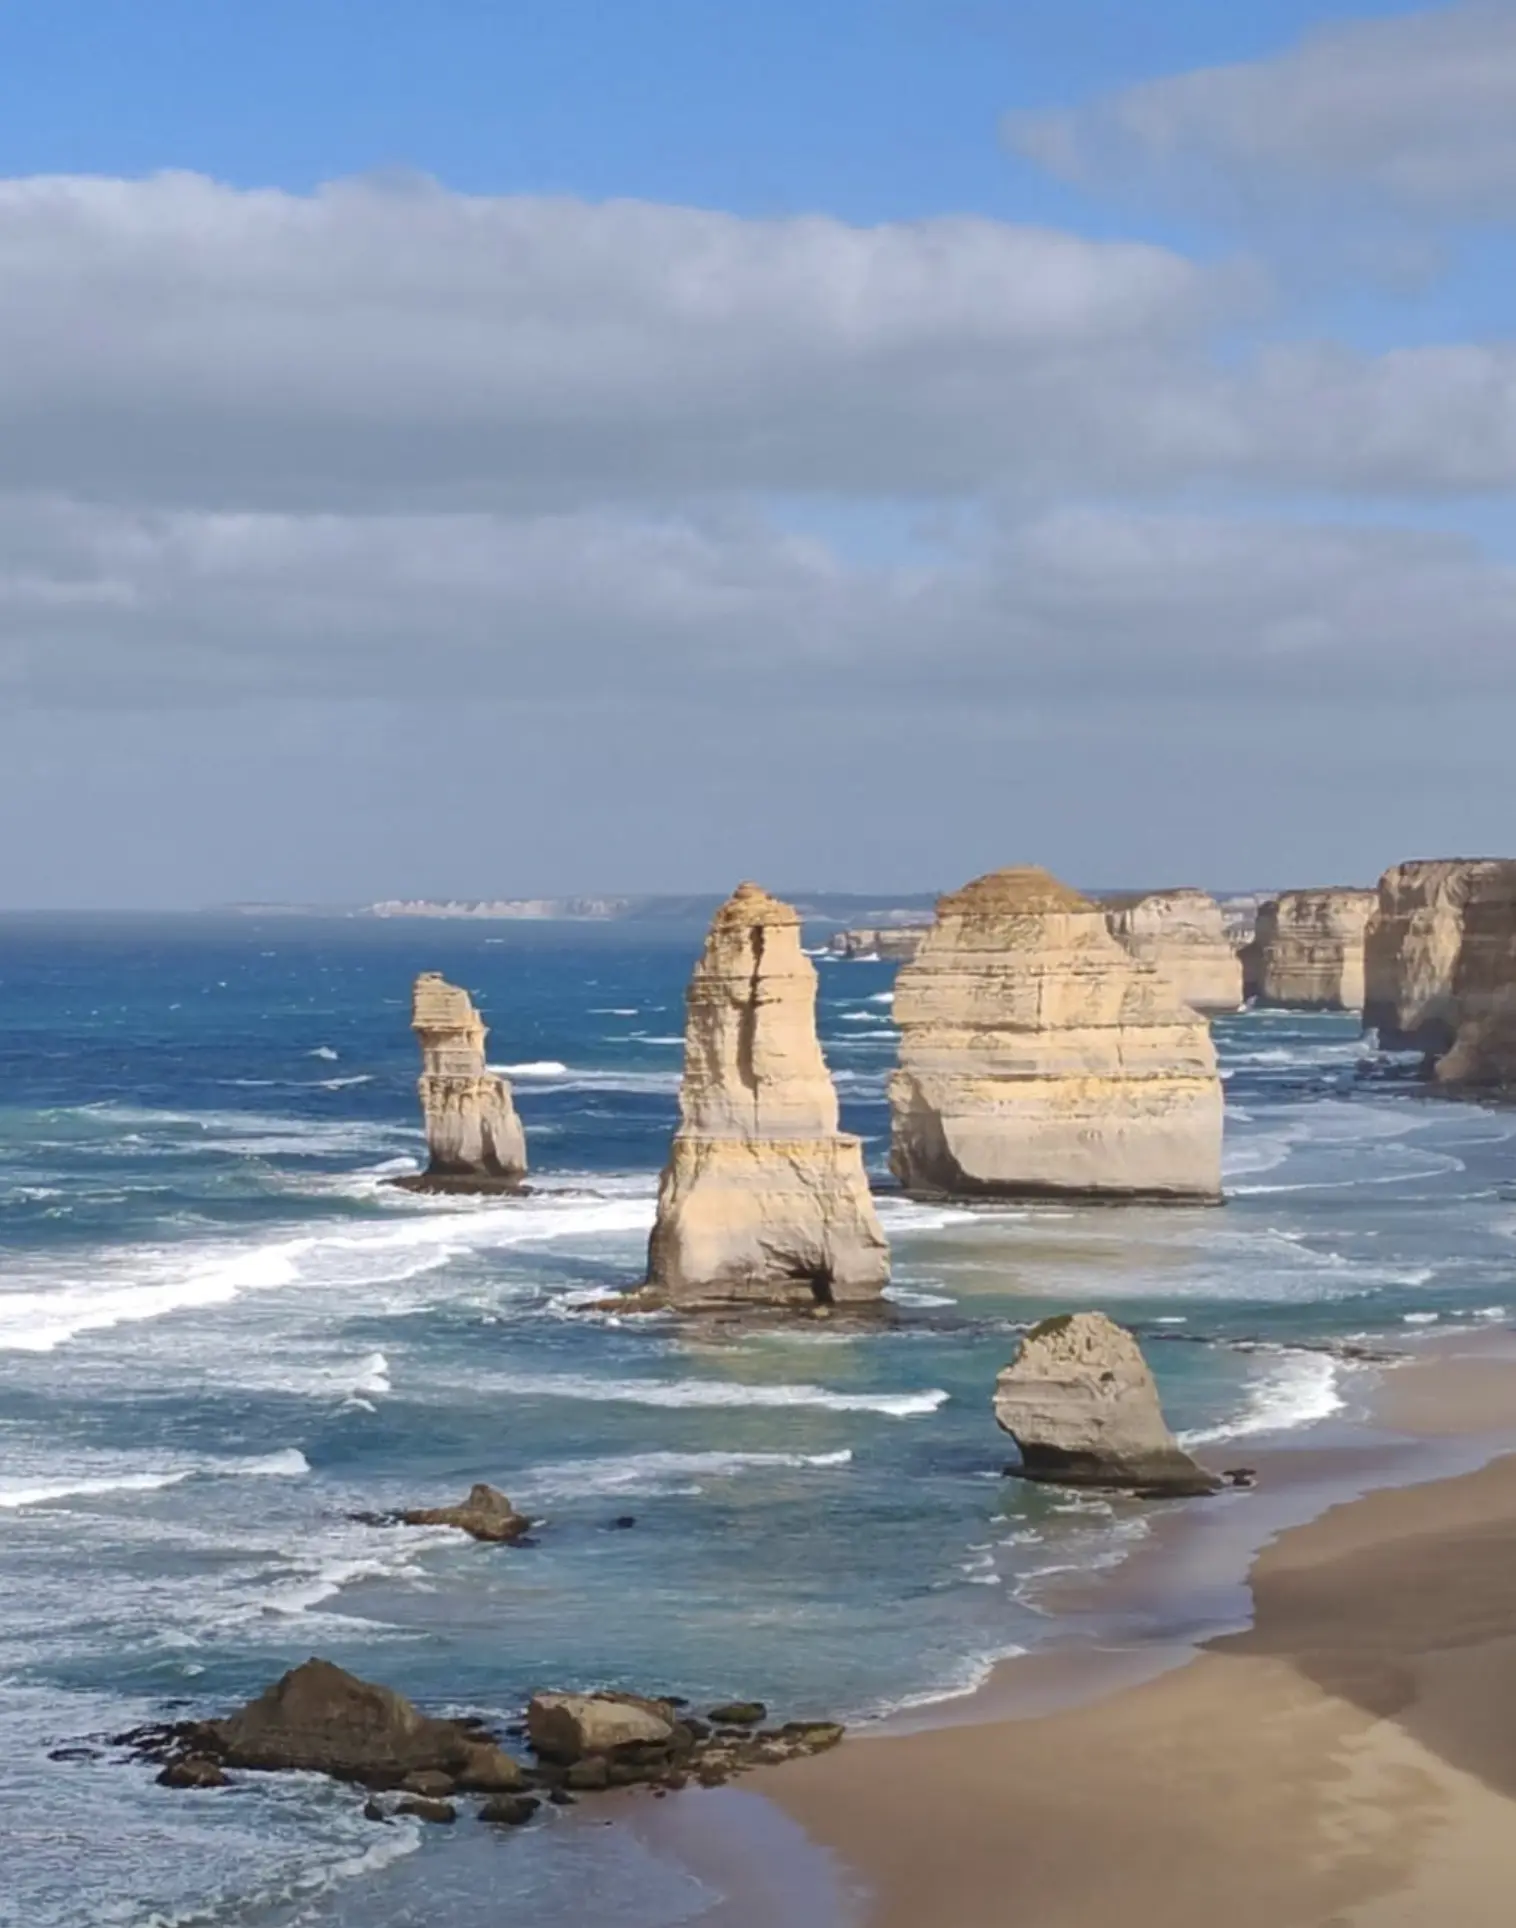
left=132, top=1659, right=843, bottom=1827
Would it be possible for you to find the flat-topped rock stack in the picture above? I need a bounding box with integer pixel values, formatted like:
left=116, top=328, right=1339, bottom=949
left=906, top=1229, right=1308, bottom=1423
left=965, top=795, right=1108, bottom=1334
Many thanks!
left=1364, top=860, right=1516, bottom=1056
left=1102, top=889, right=1243, bottom=1014
left=1434, top=867, right=1516, bottom=1091
left=1240, top=889, right=1376, bottom=1010
left=400, top=973, right=526, bottom=1191
left=645, top=883, right=889, bottom=1308
left=889, top=868, right=1223, bottom=1201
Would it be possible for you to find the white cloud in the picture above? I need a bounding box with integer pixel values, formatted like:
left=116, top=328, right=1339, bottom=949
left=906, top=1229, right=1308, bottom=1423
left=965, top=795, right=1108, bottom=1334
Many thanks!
left=1007, top=1, right=1516, bottom=220
left=0, top=171, right=1228, bottom=507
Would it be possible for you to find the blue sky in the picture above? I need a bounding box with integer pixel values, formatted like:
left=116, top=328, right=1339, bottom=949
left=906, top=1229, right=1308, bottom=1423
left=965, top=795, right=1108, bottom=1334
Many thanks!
left=0, top=0, right=1512, bottom=904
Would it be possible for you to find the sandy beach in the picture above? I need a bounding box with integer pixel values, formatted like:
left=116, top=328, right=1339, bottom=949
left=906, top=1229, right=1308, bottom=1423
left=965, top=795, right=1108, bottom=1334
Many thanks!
left=741, top=1348, right=1516, bottom=1928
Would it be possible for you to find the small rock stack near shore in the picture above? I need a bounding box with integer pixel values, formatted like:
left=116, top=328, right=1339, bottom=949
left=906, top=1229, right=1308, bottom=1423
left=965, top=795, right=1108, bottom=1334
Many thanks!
left=399, top=972, right=526, bottom=1190
left=1240, top=889, right=1376, bottom=1011
left=889, top=868, right=1223, bottom=1201
left=1101, top=888, right=1243, bottom=1014
left=645, top=882, right=889, bottom=1308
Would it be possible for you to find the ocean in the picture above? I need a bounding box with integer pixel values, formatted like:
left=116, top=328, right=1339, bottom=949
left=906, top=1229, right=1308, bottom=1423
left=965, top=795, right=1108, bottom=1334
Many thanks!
left=3, top=914, right=1515, bottom=1928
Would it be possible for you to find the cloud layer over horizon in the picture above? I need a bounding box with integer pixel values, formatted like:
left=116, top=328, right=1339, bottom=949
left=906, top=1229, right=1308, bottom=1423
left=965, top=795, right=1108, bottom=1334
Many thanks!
left=5, top=5, right=1515, bottom=905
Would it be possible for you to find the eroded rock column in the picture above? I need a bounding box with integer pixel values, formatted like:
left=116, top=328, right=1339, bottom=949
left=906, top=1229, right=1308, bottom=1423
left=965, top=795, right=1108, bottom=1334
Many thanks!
left=646, top=883, right=889, bottom=1307
left=407, top=972, right=527, bottom=1186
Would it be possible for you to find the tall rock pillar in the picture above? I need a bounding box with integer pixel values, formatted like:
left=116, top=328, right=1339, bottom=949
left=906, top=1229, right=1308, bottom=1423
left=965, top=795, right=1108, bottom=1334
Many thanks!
left=646, top=883, right=889, bottom=1307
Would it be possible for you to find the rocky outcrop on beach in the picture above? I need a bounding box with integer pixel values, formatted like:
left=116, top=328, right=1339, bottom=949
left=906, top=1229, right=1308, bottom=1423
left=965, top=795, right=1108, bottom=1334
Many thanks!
left=1101, top=889, right=1243, bottom=1014
left=645, top=883, right=889, bottom=1308
left=888, top=868, right=1223, bottom=1201
left=134, top=1662, right=844, bottom=1810
left=827, top=926, right=929, bottom=961
left=202, top=1659, right=522, bottom=1788
left=1239, top=890, right=1376, bottom=1010
left=1363, top=860, right=1516, bottom=1055
left=1433, top=867, right=1516, bottom=1090
left=400, top=972, right=526, bottom=1190
left=994, top=1312, right=1220, bottom=1496
left=396, top=1483, right=532, bottom=1543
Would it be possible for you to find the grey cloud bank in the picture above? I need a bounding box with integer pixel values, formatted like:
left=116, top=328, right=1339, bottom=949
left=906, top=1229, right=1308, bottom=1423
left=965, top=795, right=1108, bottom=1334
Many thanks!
left=1007, top=0, right=1516, bottom=220
left=0, top=139, right=1512, bottom=904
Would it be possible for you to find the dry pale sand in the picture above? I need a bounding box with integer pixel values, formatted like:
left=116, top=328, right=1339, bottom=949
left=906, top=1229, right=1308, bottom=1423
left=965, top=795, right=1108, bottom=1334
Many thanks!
left=761, top=1361, right=1516, bottom=1928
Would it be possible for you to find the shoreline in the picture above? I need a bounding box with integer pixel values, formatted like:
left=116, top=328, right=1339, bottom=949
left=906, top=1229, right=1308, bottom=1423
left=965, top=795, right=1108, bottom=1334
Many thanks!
left=623, top=1332, right=1516, bottom=1925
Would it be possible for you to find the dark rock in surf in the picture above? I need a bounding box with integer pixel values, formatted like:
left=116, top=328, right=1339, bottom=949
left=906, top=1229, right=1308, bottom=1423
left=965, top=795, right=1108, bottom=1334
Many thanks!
left=395, top=1483, right=533, bottom=1544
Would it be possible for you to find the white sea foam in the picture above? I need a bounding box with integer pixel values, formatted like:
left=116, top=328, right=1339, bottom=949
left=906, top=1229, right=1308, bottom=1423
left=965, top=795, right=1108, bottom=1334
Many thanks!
left=309, top=1046, right=340, bottom=1060
left=492, top=1369, right=949, bottom=1417
left=1181, top=1352, right=1346, bottom=1446
left=491, top=1060, right=570, bottom=1076
left=316, top=1074, right=373, bottom=1090
left=522, top=1447, right=853, bottom=1501
left=1402, top=1311, right=1440, bottom=1324
left=867, top=992, right=895, bottom=1005
left=0, top=1447, right=309, bottom=1510
left=883, top=1285, right=957, bottom=1308
left=0, top=1185, right=654, bottom=1353
left=0, top=1470, right=189, bottom=1509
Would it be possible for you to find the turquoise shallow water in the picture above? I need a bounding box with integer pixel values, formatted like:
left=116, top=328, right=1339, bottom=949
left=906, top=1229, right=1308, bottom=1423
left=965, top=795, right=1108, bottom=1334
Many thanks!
left=2, top=914, right=1515, bottom=1927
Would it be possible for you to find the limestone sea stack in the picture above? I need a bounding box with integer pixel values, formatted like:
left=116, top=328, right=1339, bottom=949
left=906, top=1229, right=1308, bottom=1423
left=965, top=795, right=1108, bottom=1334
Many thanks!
left=1101, top=889, right=1243, bottom=1014
left=404, top=972, right=526, bottom=1189
left=994, top=1311, right=1220, bottom=1496
left=1239, top=889, right=1376, bottom=1010
left=1434, top=866, right=1516, bottom=1090
left=1364, top=860, right=1516, bottom=1055
left=645, top=883, right=889, bottom=1308
left=889, top=868, right=1223, bottom=1201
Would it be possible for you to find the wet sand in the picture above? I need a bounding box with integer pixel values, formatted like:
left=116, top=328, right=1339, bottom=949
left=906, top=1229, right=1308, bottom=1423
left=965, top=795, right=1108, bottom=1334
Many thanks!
left=753, top=1347, right=1516, bottom=1926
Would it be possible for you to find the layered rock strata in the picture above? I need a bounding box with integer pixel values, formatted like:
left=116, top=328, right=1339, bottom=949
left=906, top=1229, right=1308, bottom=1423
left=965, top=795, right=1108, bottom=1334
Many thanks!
left=1434, top=867, right=1516, bottom=1090
left=403, top=972, right=526, bottom=1189
left=888, top=868, right=1223, bottom=1201
left=1363, top=860, right=1516, bottom=1054
left=646, top=883, right=889, bottom=1307
left=994, top=1311, right=1220, bottom=1496
left=1102, top=889, right=1243, bottom=1014
left=1239, top=890, right=1376, bottom=1010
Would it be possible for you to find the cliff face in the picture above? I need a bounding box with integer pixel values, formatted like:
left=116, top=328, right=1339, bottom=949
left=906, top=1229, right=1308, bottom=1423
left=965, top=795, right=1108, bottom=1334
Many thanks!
left=646, top=883, right=889, bottom=1307
left=888, top=868, right=1223, bottom=1201
left=1433, top=867, right=1516, bottom=1089
left=1102, top=889, right=1243, bottom=1014
left=1363, top=860, right=1514, bottom=1054
left=1239, top=890, right=1376, bottom=1010
left=409, top=973, right=527, bottom=1184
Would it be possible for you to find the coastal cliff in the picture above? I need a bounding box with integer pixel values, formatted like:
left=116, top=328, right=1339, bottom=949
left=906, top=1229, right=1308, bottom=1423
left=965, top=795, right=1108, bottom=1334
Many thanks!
left=1434, top=867, right=1516, bottom=1090
left=404, top=973, right=526, bottom=1188
left=1364, top=860, right=1515, bottom=1055
left=646, top=883, right=889, bottom=1307
left=888, top=868, right=1223, bottom=1201
left=1239, top=890, right=1375, bottom=1010
left=1101, top=889, right=1242, bottom=1014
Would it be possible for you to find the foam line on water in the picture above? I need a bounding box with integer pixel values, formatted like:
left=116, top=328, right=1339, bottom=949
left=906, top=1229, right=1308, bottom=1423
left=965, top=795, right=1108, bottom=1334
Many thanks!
left=492, top=1369, right=949, bottom=1416
left=0, top=1188, right=656, bottom=1351
left=1180, top=1353, right=1346, bottom=1446
left=0, top=1447, right=309, bottom=1510
left=522, top=1447, right=854, bottom=1500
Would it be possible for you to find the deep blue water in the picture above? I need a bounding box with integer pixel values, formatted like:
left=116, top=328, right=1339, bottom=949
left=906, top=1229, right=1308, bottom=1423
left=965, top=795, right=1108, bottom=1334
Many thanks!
left=3, top=914, right=1516, bottom=1927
